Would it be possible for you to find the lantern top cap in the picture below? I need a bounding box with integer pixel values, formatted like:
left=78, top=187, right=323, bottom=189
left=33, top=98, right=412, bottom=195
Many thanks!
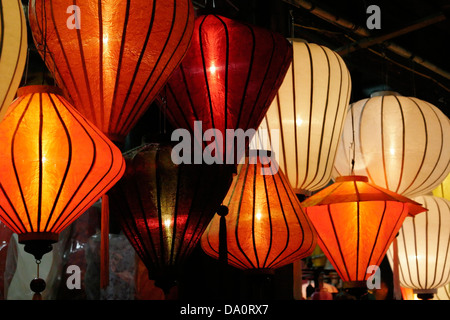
left=302, top=175, right=427, bottom=216
left=335, top=175, right=368, bottom=183
left=17, top=85, right=63, bottom=97
left=370, top=91, right=402, bottom=98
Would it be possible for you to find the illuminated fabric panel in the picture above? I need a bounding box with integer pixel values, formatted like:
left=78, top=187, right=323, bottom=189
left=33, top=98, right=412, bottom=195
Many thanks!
left=28, top=0, right=194, bottom=143
left=0, top=85, right=125, bottom=243
left=201, top=153, right=317, bottom=271
left=0, top=0, right=27, bottom=121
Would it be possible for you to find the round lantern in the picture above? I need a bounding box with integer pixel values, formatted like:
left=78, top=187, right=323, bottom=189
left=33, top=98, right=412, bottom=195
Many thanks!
left=161, top=14, right=292, bottom=164
left=201, top=152, right=317, bottom=271
left=28, top=0, right=194, bottom=144
left=333, top=91, right=450, bottom=198
left=0, top=85, right=125, bottom=259
left=301, top=175, right=426, bottom=288
left=387, top=195, right=450, bottom=300
left=0, top=0, right=27, bottom=121
left=257, top=39, right=351, bottom=194
left=108, top=142, right=234, bottom=293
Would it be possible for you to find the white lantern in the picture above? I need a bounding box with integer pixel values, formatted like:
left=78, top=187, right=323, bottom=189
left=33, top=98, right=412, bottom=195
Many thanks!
left=333, top=92, right=450, bottom=198
left=256, top=39, right=351, bottom=194
left=0, top=0, right=27, bottom=120
left=387, top=195, right=450, bottom=299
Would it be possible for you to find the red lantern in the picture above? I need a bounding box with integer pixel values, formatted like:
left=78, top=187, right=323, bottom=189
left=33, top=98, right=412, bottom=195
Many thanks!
left=301, top=175, right=426, bottom=287
left=108, top=142, right=234, bottom=293
left=161, top=15, right=292, bottom=163
left=201, top=152, right=317, bottom=271
left=0, top=85, right=125, bottom=260
left=28, top=0, right=194, bottom=144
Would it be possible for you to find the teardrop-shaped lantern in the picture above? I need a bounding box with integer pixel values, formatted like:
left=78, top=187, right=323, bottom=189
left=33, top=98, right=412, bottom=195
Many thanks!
left=162, top=14, right=292, bottom=164
left=301, top=175, right=426, bottom=286
left=0, top=85, right=125, bottom=259
left=333, top=92, right=450, bottom=198
left=257, top=40, right=351, bottom=194
left=28, top=0, right=194, bottom=144
left=108, top=142, right=234, bottom=293
left=387, top=195, right=450, bottom=300
left=201, top=152, right=317, bottom=271
left=0, top=0, right=27, bottom=121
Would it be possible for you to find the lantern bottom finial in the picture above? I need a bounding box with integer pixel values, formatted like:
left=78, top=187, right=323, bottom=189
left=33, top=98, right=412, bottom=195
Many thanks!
left=18, top=232, right=59, bottom=260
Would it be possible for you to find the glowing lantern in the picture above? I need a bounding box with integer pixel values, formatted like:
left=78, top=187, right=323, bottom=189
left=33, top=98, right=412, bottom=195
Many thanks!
left=28, top=0, right=194, bottom=144
left=333, top=91, right=450, bottom=198
left=162, top=14, right=292, bottom=164
left=301, top=175, right=426, bottom=286
left=201, top=152, right=317, bottom=271
left=257, top=40, right=351, bottom=194
left=0, top=85, right=125, bottom=259
left=387, top=195, right=450, bottom=300
left=0, top=0, right=27, bottom=121
left=108, top=142, right=234, bottom=294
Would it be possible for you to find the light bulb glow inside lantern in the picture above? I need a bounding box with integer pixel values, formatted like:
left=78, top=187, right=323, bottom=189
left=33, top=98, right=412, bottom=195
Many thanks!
left=164, top=218, right=172, bottom=228
left=209, top=64, right=216, bottom=74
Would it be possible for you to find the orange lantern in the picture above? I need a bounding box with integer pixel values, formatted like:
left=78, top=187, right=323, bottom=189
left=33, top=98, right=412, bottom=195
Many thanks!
left=28, top=0, right=194, bottom=144
left=201, top=152, right=317, bottom=272
left=0, top=85, right=125, bottom=261
left=301, top=175, right=426, bottom=289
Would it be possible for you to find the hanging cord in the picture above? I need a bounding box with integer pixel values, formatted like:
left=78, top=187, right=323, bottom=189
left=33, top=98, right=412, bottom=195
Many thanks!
left=100, top=194, right=110, bottom=289
left=350, top=102, right=356, bottom=175
left=217, top=205, right=229, bottom=264
left=30, top=259, right=46, bottom=300
left=20, top=48, right=31, bottom=87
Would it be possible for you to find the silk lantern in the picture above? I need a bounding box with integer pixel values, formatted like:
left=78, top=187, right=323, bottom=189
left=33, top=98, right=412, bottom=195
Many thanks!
left=201, top=152, right=317, bottom=271
left=0, top=85, right=125, bottom=260
left=108, top=142, right=234, bottom=293
left=0, top=0, right=27, bottom=121
left=257, top=39, right=351, bottom=194
left=28, top=0, right=194, bottom=144
left=387, top=195, right=450, bottom=300
left=333, top=91, right=450, bottom=198
left=301, top=175, right=426, bottom=287
left=162, top=14, right=292, bottom=164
